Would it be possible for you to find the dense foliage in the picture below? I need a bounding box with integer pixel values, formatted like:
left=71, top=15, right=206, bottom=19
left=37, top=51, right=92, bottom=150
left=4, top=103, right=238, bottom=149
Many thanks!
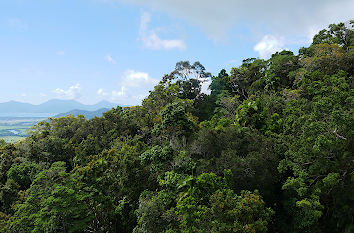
left=1, top=21, right=353, bottom=233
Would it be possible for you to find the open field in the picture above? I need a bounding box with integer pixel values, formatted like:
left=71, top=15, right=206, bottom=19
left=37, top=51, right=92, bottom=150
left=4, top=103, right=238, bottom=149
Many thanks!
left=1, top=136, right=26, bottom=143
left=0, top=117, right=46, bottom=143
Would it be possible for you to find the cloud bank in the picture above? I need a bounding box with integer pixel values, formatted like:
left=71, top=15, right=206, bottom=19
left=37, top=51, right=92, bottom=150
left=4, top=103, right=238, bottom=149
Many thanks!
left=139, top=12, right=186, bottom=50
left=254, top=35, right=285, bottom=59
left=121, top=0, right=354, bottom=42
left=98, top=70, right=159, bottom=105
left=54, top=83, right=82, bottom=99
left=97, top=88, right=109, bottom=97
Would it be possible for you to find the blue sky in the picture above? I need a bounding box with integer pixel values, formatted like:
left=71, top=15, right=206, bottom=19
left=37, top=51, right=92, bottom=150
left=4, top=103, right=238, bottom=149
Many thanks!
left=1, top=0, right=353, bottom=105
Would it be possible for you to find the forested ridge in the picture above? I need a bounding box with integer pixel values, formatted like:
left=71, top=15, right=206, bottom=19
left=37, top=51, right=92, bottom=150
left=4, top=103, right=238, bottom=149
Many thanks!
left=0, top=21, right=353, bottom=233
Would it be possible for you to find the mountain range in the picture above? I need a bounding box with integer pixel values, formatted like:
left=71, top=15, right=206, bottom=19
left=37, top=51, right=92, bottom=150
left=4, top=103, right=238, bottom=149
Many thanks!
left=0, top=99, right=119, bottom=114
left=53, top=108, right=109, bottom=119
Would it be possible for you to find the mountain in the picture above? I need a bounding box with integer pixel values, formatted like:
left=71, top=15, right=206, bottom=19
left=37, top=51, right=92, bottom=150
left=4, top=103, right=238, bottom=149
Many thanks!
left=53, top=108, right=109, bottom=119
left=90, top=100, right=117, bottom=110
left=38, top=99, right=86, bottom=113
left=0, top=101, right=36, bottom=113
left=0, top=99, right=120, bottom=114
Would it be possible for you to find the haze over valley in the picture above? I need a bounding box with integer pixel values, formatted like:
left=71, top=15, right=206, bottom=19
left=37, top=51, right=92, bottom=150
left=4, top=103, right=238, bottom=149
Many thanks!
left=0, top=99, right=118, bottom=142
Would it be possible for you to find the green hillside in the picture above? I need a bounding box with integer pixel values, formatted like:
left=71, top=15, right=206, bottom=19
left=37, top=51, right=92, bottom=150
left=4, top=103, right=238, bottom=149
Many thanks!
left=0, top=22, right=353, bottom=233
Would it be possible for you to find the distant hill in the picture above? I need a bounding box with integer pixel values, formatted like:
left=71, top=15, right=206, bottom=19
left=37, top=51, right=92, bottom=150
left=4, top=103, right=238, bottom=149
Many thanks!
left=53, top=108, right=109, bottom=119
left=0, top=99, right=120, bottom=114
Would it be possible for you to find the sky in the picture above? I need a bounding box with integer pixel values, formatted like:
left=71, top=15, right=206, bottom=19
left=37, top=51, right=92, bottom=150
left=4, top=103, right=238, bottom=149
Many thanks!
left=0, top=0, right=353, bottom=105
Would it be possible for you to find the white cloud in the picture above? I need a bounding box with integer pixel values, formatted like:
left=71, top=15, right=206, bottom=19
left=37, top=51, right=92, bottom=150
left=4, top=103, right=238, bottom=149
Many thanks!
left=7, top=18, right=28, bottom=31
left=105, top=54, right=116, bottom=64
left=56, top=51, right=65, bottom=56
left=112, top=86, right=127, bottom=98
left=132, top=94, right=147, bottom=101
left=201, top=80, right=211, bottom=95
left=53, top=83, right=82, bottom=99
left=139, top=12, right=186, bottom=50
left=119, top=0, right=354, bottom=42
left=122, top=69, right=159, bottom=87
left=254, top=35, right=285, bottom=59
left=40, top=93, right=47, bottom=97
left=101, top=70, right=159, bottom=105
left=97, top=88, right=109, bottom=97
